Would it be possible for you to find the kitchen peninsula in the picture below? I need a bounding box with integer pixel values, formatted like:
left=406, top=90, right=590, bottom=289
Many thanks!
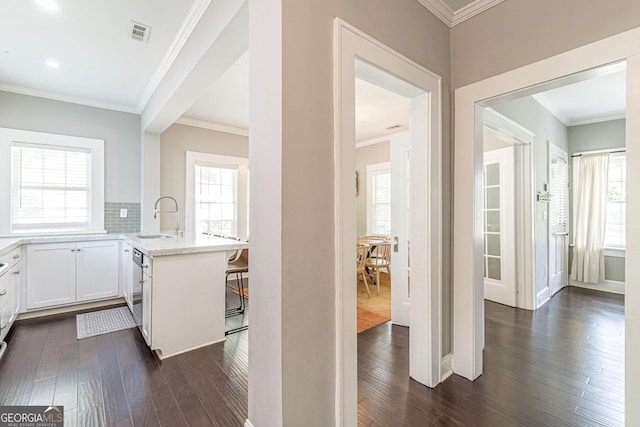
left=126, top=232, right=248, bottom=359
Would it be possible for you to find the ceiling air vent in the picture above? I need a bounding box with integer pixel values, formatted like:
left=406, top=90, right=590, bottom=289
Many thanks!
left=130, top=21, right=151, bottom=43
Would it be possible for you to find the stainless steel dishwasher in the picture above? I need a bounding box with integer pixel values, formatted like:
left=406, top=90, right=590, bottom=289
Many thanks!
left=132, top=248, right=144, bottom=338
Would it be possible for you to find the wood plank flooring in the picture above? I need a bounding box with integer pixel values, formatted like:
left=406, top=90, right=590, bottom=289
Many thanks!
left=358, top=287, right=625, bottom=426
left=0, top=286, right=624, bottom=426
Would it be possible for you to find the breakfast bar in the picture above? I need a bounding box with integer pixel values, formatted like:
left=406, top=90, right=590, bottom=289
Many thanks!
left=126, top=232, right=248, bottom=359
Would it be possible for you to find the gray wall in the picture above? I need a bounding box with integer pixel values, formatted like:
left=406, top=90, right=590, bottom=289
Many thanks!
left=450, top=0, right=640, bottom=88
left=568, top=119, right=626, bottom=282
left=250, top=0, right=451, bottom=423
left=568, top=119, right=625, bottom=154
left=0, top=91, right=141, bottom=203
left=493, top=96, right=568, bottom=297
left=355, top=141, right=390, bottom=237
left=159, top=123, right=248, bottom=231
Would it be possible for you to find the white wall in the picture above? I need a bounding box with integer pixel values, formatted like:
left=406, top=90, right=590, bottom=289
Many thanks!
left=356, top=141, right=390, bottom=237
left=493, top=96, right=568, bottom=299
left=159, top=123, right=248, bottom=232
left=0, top=91, right=141, bottom=203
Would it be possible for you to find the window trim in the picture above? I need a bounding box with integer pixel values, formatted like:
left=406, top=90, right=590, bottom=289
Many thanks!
left=0, top=127, right=104, bottom=235
left=185, top=151, right=248, bottom=239
left=366, top=162, right=391, bottom=236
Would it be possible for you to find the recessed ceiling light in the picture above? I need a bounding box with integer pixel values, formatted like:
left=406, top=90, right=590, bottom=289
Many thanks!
left=36, top=0, right=59, bottom=11
left=45, top=60, right=60, bottom=69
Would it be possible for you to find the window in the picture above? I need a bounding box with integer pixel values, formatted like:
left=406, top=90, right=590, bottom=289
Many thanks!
left=0, top=127, right=105, bottom=234
left=185, top=152, right=249, bottom=239
left=550, top=156, right=568, bottom=230
left=194, top=164, right=238, bottom=236
left=366, top=162, right=391, bottom=236
left=572, top=152, right=626, bottom=249
left=11, top=144, right=90, bottom=231
left=605, top=154, right=626, bottom=247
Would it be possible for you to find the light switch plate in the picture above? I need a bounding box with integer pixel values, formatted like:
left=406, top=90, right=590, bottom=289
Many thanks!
left=120, top=208, right=128, bottom=218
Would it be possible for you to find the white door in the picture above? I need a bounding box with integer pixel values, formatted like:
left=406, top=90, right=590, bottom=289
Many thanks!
left=390, top=133, right=410, bottom=326
left=76, top=240, right=119, bottom=301
left=483, top=147, right=516, bottom=306
left=549, top=144, right=569, bottom=296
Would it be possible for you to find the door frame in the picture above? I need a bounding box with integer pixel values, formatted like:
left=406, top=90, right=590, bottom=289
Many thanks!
left=452, top=26, right=640, bottom=425
left=334, top=18, right=443, bottom=426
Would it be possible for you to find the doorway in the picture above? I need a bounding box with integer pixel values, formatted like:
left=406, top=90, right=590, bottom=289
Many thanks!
left=453, top=30, right=639, bottom=425
left=334, top=19, right=443, bottom=426
left=354, top=77, right=411, bottom=332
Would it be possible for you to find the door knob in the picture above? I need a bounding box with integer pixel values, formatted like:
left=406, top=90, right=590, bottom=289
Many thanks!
left=393, top=236, right=399, bottom=252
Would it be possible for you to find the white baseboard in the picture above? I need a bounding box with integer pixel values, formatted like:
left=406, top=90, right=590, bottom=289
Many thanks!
left=441, top=353, right=453, bottom=382
left=536, top=288, right=550, bottom=308
left=244, top=420, right=255, bottom=427
left=569, top=279, right=625, bottom=295
left=17, top=297, right=126, bottom=320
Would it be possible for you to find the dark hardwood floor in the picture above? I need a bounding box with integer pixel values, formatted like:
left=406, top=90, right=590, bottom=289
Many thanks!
left=0, top=286, right=624, bottom=426
left=359, top=286, right=624, bottom=426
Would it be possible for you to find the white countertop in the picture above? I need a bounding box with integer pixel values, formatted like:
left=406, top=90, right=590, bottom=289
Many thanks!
left=0, top=232, right=247, bottom=257
left=125, top=232, right=247, bottom=257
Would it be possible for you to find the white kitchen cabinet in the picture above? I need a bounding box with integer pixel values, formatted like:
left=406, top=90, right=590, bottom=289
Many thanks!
left=1, top=247, right=22, bottom=341
left=26, top=240, right=119, bottom=310
left=141, top=269, right=152, bottom=345
left=26, top=243, right=76, bottom=309
left=76, top=241, right=119, bottom=301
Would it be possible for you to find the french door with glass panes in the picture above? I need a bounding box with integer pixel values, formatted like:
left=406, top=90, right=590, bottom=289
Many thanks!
left=483, top=147, right=516, bottom=307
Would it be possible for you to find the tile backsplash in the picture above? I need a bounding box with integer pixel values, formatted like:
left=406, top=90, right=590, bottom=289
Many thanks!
left=104, top=202, right=141, bottom=233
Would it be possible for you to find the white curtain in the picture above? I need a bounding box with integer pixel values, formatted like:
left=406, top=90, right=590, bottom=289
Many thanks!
left=571, top=153, right=609, bottom=283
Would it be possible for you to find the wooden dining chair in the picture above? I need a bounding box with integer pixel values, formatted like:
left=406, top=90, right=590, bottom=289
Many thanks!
left=365, top=242, right=391, bottom=296
left=357, top=243, right=371, bottom=298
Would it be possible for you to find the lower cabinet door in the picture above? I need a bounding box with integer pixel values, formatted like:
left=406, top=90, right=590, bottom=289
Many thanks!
left=76, top=241, right=119, bottom=302
left=26, top=243, right=76, bottom=309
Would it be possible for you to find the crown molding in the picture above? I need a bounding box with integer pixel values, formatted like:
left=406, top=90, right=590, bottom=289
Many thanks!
left=532, top=94, right=626, bottom=127
left=135, top=0, right=212, bottom=113
left=566, top=113, right=626, bottom=127
left=0, top=83, right=138, bottom=113
left=531, top=93, right=569, bottom=125
left=451, top=0, right=505, bottom=26
left=415, top=0, right=454, bottom=27
left=416, top=0, right=504, bottom=27
left=175, top=117, right=249, bottom=136
left=355, top=131, right=408, bottom=148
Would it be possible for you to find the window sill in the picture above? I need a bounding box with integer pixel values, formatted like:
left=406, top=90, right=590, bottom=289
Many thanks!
left=0, top=229, right=108, bottom=239
left=604, top=247, right=625, bottom=258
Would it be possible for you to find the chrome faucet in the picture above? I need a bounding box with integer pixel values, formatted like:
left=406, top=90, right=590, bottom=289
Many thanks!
left=153, top=196, right=182, bottom=236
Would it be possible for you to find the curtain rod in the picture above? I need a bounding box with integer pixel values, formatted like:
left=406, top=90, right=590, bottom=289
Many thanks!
left=571, top=149, right=625, bottom=158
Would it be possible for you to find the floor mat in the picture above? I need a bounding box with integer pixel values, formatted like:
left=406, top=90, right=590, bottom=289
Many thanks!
left=76, top=306, right=136, bottom=339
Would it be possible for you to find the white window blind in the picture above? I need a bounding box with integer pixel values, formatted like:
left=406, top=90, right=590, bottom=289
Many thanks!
left=194, top=163, right=238, bottom=236
left=605, top=154, right=626, bottom=247
left=372, top=171, right=391, bottom=235
left=550, top=157, right=568, bottom=229
left=11, top=143, right=91, bottom=231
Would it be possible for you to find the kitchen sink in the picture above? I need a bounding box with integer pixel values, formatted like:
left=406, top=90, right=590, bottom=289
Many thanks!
left=135, top=234, right=175, bottom=239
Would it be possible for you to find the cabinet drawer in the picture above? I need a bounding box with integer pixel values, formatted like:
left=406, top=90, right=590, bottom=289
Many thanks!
left=0, top=293, right=11, bottom=340
left=0, top=247, right=21, bottom=268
